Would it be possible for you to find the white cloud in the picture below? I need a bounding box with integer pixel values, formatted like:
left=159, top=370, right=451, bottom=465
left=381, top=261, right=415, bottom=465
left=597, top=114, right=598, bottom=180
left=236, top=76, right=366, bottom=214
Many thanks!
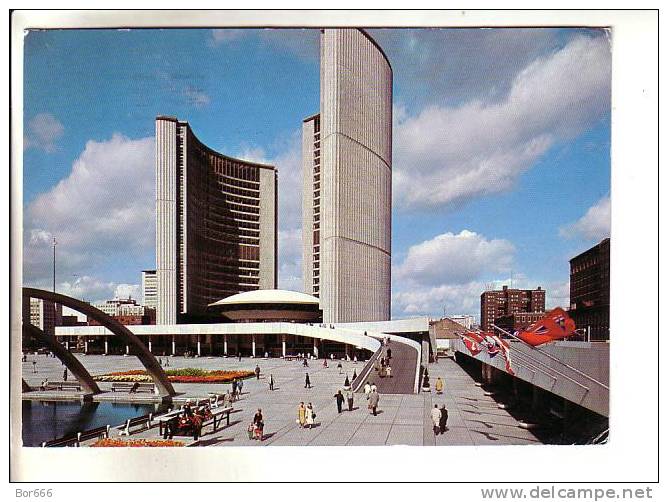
left=114, top=283, right=141, bottom=300
left=24, top=113, right=64, bottom=153
left=23, top=134, right=154, bottom=288
left=395, top=230, right=514, bottom=286
left=559, top=196, right=611, bottom=241
left=393, top=35, right=611, bottom=211
left=210, top=29, right=248, bottom=45
left=183, top=86, right=211, bottom=108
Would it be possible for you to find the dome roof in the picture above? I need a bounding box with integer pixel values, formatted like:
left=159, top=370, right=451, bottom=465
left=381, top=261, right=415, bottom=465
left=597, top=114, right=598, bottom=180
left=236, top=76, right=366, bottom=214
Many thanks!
left=208, top=289, right=320, bottom=307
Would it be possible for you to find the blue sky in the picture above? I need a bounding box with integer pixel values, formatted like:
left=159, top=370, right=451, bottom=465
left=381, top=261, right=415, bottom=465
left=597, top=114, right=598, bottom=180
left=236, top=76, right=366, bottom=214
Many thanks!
left=22, top=28, right=611, bottom=320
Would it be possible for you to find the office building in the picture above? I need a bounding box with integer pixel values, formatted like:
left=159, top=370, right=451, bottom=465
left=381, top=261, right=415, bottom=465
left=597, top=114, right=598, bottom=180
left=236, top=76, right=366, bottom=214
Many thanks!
left=480, top=286, right=546, bottom=332
left=142, top=269, right=158, bottom=310
left=155, top=116, right=278, bottom=324
left=569, top=238, right=610, bottom=341
left=303, top=29, right=392, bottom=323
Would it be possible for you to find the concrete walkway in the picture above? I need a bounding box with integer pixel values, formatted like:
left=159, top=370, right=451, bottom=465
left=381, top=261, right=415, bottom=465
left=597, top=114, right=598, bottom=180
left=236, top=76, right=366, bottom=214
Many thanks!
left=22, top=354, right=542, bottom=446
left=363, top=342, right=418, bottom=395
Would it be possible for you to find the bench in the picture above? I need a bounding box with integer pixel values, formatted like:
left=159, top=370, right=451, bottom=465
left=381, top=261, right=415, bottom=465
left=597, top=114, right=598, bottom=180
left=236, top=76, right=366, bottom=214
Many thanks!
left=111, top=382, right=156, bottom=393
left=41, top=433, right=79, bottom=447
left=157, top=406, right=233, bottom=437
left=44, top=381, right=82, bottom=391
left=78, top=425, right=110, bottom=444
left=117, top=414, right=153, bottom=436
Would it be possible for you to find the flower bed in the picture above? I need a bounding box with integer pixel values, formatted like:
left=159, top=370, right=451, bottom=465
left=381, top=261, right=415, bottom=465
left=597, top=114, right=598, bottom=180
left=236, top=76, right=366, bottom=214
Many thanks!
left=94, top=368, right=254, bottom=384
left=91, top=438, right=184, bottom=447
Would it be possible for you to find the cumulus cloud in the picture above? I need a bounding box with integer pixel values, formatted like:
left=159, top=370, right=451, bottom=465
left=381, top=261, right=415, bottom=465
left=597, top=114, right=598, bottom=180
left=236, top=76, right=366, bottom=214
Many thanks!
left=559, top=196, right=611, bottom=241
left=393, top=34, right=611, bottom=211
left=24, top=113, right=64, bottom=153
left=23, top=134, right=155, bottom=289
left=395, top=230, right=514, bottom=286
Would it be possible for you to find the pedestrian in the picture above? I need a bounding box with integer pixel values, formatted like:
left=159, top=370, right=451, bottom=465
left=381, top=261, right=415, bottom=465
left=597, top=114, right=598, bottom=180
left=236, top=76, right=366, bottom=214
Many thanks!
left=323, top=359, right=328, bottom=368
left=269, top=374, right=275, bottom=391
left=63, top=368, right=68, bottom=381
left=345, top=388, right=354, bottom=411
left=165, top=356, right=170, bottom=367
left=238, top=352, right=242, bottom=362
left=232, top=378, right=238, bottom=397
left=368, top=389, right=380, bottom=416
left=364, top=382, right=371, bottom=400
left=431, top=405, right=441, bottom=435
left=305, top=373, right=311, bottom=389
left=159, top=357, right=162, bottom=366
left=32, top=360, right=37, bottom=373
left=238, top=378, right=244, bottom=395
left=334, top=390, right=345, bottom=413
left=387, top=348, right=392, bottom=359
left=222, top=391, right=231, bottom=408
left=439, top=405, right=449, bottom=434
left=22, top=353, right=27, bottom=362
left=370, top=382, right=377, bottom=393
left=337, top=361, right=343, bottom=374
left=435, top=377, right=444, bottom=395
left=255, top=365, right=261, bottom=380
left=344, top=374, right=350, bottom=389
left=353, top=355, right=358, bottom=364
left=253, top=408, right=264, bottom=441
left=386, top=365, right=392, bottom=378
left=303, top=358, right=309, bottom=367
left=380, top=357, right=385, bottom=368
left=297, top=402, right=306, bottom=428
left=305, top=403, right=316, bottom=429
left=352, top=369, right=357, bottom=381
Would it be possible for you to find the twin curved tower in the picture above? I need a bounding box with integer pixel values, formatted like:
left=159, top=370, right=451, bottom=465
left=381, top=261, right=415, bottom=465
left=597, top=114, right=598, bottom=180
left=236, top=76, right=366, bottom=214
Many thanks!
left=303, top=29, right=393, bottom=323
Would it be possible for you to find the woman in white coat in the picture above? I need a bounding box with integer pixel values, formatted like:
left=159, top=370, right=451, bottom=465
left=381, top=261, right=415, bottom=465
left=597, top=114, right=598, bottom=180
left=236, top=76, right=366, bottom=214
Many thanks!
left=305, top=402, right=316, bottom=429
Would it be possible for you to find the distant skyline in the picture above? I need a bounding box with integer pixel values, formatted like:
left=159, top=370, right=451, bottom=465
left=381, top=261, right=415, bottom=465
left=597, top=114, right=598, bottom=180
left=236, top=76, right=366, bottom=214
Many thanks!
left=22, top=28, right=611, bottom=320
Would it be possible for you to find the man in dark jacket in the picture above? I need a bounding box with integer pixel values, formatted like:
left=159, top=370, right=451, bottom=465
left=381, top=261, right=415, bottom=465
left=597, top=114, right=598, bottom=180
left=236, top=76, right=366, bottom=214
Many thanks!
left=439, top=405, right=448, bottom=434
left=334, top=390, right=345, bottom=413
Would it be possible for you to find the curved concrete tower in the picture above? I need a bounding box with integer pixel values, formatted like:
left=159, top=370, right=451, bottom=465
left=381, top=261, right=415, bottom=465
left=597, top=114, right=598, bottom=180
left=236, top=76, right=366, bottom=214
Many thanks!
left=304, top=29, right=392, bottom=323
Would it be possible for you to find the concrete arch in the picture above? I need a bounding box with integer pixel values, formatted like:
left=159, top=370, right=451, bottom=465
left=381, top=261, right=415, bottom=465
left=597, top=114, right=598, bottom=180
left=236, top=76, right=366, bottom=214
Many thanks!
left=23, top=322, right=101, bottom=395
left=23, top=288, right=176, bottom=398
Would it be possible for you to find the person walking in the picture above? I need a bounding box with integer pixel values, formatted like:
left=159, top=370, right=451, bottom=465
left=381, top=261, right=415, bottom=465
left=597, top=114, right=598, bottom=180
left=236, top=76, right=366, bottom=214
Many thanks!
left=255, top=365, right=261, bottom=380
left=364, top=382, right=371, bottom=400
left=352, top=369, right=357, bottom=381
left=439, top=405, right=449, bottom=434
left=238, top=352, right=242, bottom=362
left=368, top=389, right=380, bottom=416
left=232, top=379, right=238, bottom=398
left=238, top=378, right=244, bottom=395
left=386, top=348, right=392, bottom=360
left=435, top=377, right=444, bottom=395
left=63, top=368, right=68, bottom=381
left=345, top=388, right=354, bottom=411
left=32, top=360, right=37, bottom=373
left=386, top=365, right=392, bottom=379
left=303, top=358, right=309, bottom=367
left=253, top=408, right=264, bottom=441
left=431, top=405, right=441, bottom=435
left=269, top=374, right=275, bottom=391
left=343, top=374, right=350, bottom=389
left=297, top=402, right=306, bottom=428
left=305, top=403, right=315, bottom=429
left=334, top=390, right=345, bottom=413
left=370, top=382, right=377, bottom=393
left=304, top=373, right=311, bottom=389
left=337, top=361, right=343, bottom=374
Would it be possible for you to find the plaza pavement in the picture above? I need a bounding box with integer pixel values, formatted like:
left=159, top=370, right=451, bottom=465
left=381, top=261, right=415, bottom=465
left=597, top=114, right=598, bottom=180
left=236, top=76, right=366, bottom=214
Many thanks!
left=21, top=353, right=541, bottom=446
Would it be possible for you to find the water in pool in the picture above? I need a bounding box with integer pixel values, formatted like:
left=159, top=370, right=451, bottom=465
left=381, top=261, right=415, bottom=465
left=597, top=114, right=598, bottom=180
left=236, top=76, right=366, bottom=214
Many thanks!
left=21, top=400, right=170, bottom=446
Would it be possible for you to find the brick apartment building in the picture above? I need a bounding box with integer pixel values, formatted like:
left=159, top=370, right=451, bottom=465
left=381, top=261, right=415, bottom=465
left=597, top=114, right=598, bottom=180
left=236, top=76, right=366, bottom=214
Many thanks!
left=480, top=286, right=546, bottom=332
left=495, top=312, right=547, bottom=333
left=569, top=238, right=610, bottom=341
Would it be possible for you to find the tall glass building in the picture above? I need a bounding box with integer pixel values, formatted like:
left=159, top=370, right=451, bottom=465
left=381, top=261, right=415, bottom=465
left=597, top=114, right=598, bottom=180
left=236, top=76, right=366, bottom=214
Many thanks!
left=156, top=116, right=277, bottom=325
left=303, top=29, right=393, bottom=323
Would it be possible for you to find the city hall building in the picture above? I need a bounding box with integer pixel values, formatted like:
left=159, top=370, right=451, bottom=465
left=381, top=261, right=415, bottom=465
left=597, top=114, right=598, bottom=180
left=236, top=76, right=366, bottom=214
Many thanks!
left=303, top=29, right=393, bottom=324
left=155, top=116, right=278, bottom=325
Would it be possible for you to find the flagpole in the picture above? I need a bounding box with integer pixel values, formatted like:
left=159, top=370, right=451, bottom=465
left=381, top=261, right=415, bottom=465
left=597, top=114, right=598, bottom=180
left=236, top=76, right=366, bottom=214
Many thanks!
left=491, top=324, right=609, bottom=390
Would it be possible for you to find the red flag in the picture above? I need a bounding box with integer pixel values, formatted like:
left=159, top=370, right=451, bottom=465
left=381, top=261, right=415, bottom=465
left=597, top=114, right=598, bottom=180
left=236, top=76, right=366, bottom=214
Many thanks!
left=516, top=307, right=577, bottom=346
left=489, top=334, right=515, bottom=375
left=459, top=331, right=485, bottom=356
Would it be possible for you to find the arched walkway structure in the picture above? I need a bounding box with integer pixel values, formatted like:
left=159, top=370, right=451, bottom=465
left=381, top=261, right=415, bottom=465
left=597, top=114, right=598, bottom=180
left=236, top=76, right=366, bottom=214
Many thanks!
left=23, top=288, right=176, bottom=397
left=22, top=322, right=101, bottom=394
